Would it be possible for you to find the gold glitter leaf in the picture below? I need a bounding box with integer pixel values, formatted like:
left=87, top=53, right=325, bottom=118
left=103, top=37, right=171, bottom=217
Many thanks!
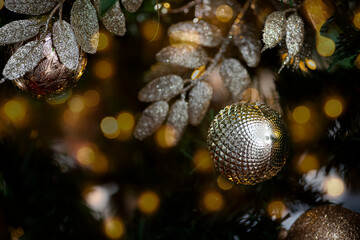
left=168, top=20, right=222, bottom=47
left=167, top=99, right=189, bottom=145
left=262, top=11, right=286, bottom=52
left=220, top=58, right=250, bottom=101
left=121, top=0, right=142, bottom=13
left=0, top=19, right=41, bottom=45
left=70, top=0, right=99, bottom=54
left=156, top=44, right=209, bottom=69
left=94, top=0, right=126, bottom=36
left=53, top=20, right=79, bottom=70
left=3, top=40, right=43, bottom=80
left=138, top=75, right=184, bottom=103
left=4, top=0, right=58, bottom=15
left=134, top=101, right=169, bottom=140
left=188, top=81, right=213, bottom=126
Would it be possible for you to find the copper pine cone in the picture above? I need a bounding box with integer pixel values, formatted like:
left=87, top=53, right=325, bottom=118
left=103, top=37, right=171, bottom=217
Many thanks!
left=287, top=205, right=360, bottom=240
left=12, top=34, right=87, bottom=97
left=207, top=101, right=290, bottom=185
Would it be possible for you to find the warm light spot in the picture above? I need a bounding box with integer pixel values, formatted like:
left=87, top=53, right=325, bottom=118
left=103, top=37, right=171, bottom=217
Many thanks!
left=353, top=12, right=360, bottom=29
left=305, top=58, right=316, bottom=70
left=84, top=90, right=100, bottom=107
left=68, top=95, right=85, bottom=113
left=297, top=154, right=319, bottom=174
left=355, top=53, right=360, bottom=70
left=47, top=89, right=72, bottom=105
left=91, top=32, right=99, bottom=50
left=77, top=146, right=95, bottom=166
left=84, top=186, right=109, bottom=211
left=203, top=190, right=224, bottom=211
left=97, top=32, right=110, bottom=51
left=290, top=124, right=305, bottom=142
left=91, top=153, right=109, bottom=174
left=63, top=109, right=80, bottom=126
left=191, top=65, right=206, bottom=80
left=299, top=60, right=308, bottom=72
left=217, top=175, right=234, bottom=190
left=0, top=0, right=4, bottom=10
left=324, top=176, right=345, bottom=197
left=94, top=60, right=114, bottom=79
left=101, top=117, right=119, bottom=139
left=163, top=2, right=170, bottom=8
left=3, top=99, right=26, bottom=123
left=155, top=125, right=177, bottom=148
left=117, top=112, right=135, bottom=131
left=215, top=4, right=233, bottom=22
left=242, top=88, right=260, bottom=102
left=141, top=19, right=163, bottom=42
left=316, top=34, right=335, bottom=57
left=193, top=148, right=213, bottom=172
left=104, top=217, right=125, bottom=239
left=30, top=129, right=39, bottom=139
left=268, top=201, right=286, bottom=219
left=324, top=99, right=343, bottom=118
left=292, top=106, right=311, bottom=124
left=9, top=227, right=24, bottom=240
left=138, top=191, right=160, bottom=214
left=303, top=0, right=333, bottom=32
left=281, top=53, right=287, bottom=62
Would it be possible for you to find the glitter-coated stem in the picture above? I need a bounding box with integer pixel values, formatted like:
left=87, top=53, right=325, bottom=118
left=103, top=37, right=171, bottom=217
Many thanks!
left=43, top=2, right=64, bottom=39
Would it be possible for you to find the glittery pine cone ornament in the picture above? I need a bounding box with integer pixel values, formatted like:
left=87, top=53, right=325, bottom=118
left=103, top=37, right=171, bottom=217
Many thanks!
left=207, top=101, right=290, bottom=185
left=287, top=205, right=360, bottom=240
left=11, top=34, right=87, bottom=97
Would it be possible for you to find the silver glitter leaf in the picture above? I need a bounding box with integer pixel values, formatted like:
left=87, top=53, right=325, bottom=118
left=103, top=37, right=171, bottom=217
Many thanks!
left=262, top=11, right=286, bottom=52
left=121, top=0, right=142, bottom=13
left=188, top=81, right=213, bottom=126
left=168, top=20, right=222, bottom=47
left=281, top=13, right=305, bottom=69
left=156, top=44, right=208, bottom=69
left=167, top=99, right=189, bottom=145
left=138, top=75, right=184, bottom=103
left=3, top=40, right=43, bottom=80
left=0, top=19, right=41, bottom=46
left=53, top=20, right=79, bottom=70
left=134, top=101, right=169, bottom=140
left=94, top=0, right=126, bottom=36
left=233, top=22, right=262, bottom=68
left=70, top=0, right=99, bottom=54
left=220, top=58, right=250, bottom=101
left=5, top=0, right=58, bottom=15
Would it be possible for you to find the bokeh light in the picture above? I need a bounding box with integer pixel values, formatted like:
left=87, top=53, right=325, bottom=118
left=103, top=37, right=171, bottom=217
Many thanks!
left=3, top=99, right=27, bottom=123
left=29, top=129, right=39, bottom=139
left=324, top=176, right=345, bottom=198
left=193, top=148, right=213, bottom=173
left=267, top=201, right=286, bottom=219
left=97, top=32, right=110, bottom=51
left=299, top=60, right=308, bottom=73
left=155, top=125, right=177, bottom=148
left=324, top=99, right=343, bottom=118
left=215, top=4, right=233, bottom=22
left=104, top=217, right=125, bottom=239
left=117, top=112, right=135, bottom=141
left=141, top=19, right=163, bottom=42
left=290, top=124, right=305, bottom=142
left=353, top=11, right=360, bottom=29
left=47, top=89, right=72, bottom=105
left=191, top=65, right=206, bottom=80
left=68, top=95, right=85, bottom=113
left=217, top=175, right=234, bottom=190
left=63, top=109, right=80, bottom=126
left=203, top=190, right=224, bottom=211
left=138, top=191, right=160, bottom=214
left=292, top=106, right=311, bottom=124
left=9, top=227, right=24, bottom=240
left=305, top=58, right=316, bottom=70
left=0, top=0, right=3, bottom=10
left=296, top=154, right=319, bottom=174
left=84, top=90, right=100, bottom=107
left=77, top=146, right=95, bottom=166
left=101, top=117, right=119, bottom=139
left=84, top=186, right=109, bottom=212
left=94, top=60, right=114, bottom=79
left=316, top=34, right=335, bottom=57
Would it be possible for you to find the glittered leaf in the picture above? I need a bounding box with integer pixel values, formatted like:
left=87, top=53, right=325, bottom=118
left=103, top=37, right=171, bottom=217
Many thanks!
left=53, top=20, right=79, bottom=70
left=144, top=62, right=188, bottom=82
left=168, top=20, right=222, bottom=47
left=94, top=0, right=126, bottom=36
left=99, top=0, right=117, bottom=16
left=121, top=0, right=142, bottom=13
left=134, top=101, right=169, bottom=140
left=156, top=44, right=208, bottom=69
left=3, top=40, right=43, bottom=80
left=188, top=81, right=213, bottom=126
left=0, top=19, right=41, bottom=46
left=4, top=0, right=58, bottom=15
left=220, top=58, right=250, bottom=101
left=233, top=22, right=262, bottom=68
left=262, top=11, right=286, bottom=52
left=138, top=75, right=184, bottom=102
left=167, top=99, right=189, bottom=145
left=71, top=0, right=99, bottom=54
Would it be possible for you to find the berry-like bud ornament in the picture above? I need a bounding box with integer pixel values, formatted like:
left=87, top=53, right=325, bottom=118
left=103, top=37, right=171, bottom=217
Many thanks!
left=207, top=101, right=290, bottom=185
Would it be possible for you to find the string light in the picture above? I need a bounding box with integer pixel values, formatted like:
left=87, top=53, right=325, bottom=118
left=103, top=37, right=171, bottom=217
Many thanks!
left=268, top=201, right=286, bottom=219
left=193, top=148, right=213, bottom=173
left=203, top=190, right=224, bottom=211
left=138, top=191, right=160, bottom=214
left=104, top=217, right=125, bottom=239
left=101, top=117, right=120, bottom=139
left=305, top=58, right=316, bottom=70
left=324, top=176, right=345, bottom=198
left=292, top=106, right=311, bottom=124
left=324, top=99, right=343, bottom=118
left=215, top=4, right=233, bottom=22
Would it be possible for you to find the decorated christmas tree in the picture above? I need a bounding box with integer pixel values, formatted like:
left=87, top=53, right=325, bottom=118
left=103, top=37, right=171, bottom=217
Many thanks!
left=0, top=0, right=360, bottom=239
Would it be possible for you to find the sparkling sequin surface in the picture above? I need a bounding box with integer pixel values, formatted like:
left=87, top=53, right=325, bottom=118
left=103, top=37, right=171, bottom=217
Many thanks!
left=207, top=101, right=290, bottom=185
left=167, top=99, right=189, bottom=144
left=262, top=11, right=286, bottom=51
left=5, top=0, right=57, bottom=15
left=287, top=205, right=360, bottom=240
left=94, top=0, right=126, bottom=36
left=121, top=0, right=142, bottom=13
left=188, top=81, right=213, bottom=126
left=0, top=19, right=41, bottom=46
